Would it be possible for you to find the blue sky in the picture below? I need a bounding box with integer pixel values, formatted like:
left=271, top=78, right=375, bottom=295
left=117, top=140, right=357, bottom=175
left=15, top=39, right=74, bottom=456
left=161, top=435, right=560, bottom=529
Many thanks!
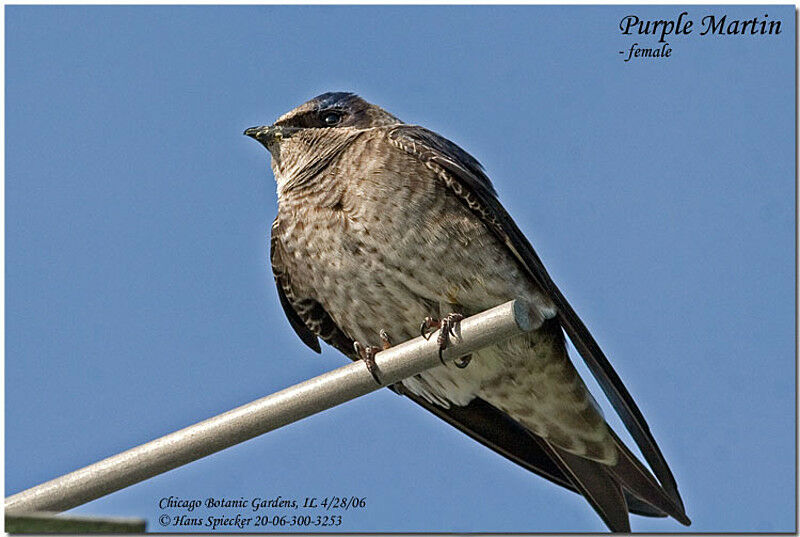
left=5, top=5, right=795, bottom=532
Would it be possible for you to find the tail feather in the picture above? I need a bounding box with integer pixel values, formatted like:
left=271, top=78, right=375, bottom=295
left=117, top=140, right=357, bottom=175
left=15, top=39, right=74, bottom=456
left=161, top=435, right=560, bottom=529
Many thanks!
left=623, top=494, right=669, bottom=519
left=606, top=428, right=691, bottom=525
left=533, top=430, right=692, bottom=532
left=400, top=391, right=684, bottom=526
left=536, top=437, right=631, bottom=532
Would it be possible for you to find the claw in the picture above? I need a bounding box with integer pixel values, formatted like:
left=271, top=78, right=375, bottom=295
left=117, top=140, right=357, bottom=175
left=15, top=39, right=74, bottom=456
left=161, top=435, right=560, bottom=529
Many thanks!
left=454, top=354, right=472, bottom=369
left=379, top=329, right=392, bottom=350
left=420, top=317, right=439, bottom=340
left=354, top=341, right=382, bottom=384
left=448, top=317, right=462, bottom=337
left=420, top=313, right=469, bottom=368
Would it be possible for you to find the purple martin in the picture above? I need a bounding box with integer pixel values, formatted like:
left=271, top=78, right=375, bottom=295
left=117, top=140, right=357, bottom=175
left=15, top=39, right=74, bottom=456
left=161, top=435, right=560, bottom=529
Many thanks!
left=245, top=92, right=689, bottom=531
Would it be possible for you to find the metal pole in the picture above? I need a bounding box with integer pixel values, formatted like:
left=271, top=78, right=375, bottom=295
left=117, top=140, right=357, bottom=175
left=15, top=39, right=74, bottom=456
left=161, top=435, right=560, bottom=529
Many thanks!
left=5, top=300, right=533, bottom=515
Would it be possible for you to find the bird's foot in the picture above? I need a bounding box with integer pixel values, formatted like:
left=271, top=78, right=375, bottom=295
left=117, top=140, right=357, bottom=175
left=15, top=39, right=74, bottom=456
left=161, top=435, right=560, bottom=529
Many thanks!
left=379, top=330, right=409, bottom=394
left=353, top=341, right=382, bottom=385
left=379, top=329, right=392, bottom=350
left=354, top=329, right=393, bottom=385
left=419, top=313, right=472, bottom=368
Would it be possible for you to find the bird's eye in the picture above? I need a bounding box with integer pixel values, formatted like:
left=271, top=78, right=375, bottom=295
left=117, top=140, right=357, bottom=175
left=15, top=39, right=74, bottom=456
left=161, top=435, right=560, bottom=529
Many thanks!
left=322, top=111, right=342, bottom=126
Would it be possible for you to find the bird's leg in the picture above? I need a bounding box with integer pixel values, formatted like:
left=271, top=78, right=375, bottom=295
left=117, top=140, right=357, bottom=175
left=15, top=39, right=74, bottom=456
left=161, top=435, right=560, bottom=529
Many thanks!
left=419, top=313, right=472, bottom=368
left=353, top=341, right=382, bottom=385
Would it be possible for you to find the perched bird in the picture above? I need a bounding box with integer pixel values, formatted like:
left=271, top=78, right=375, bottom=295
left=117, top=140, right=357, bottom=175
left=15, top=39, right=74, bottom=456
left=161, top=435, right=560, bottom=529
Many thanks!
left=245, top=92, right=689, bottom=531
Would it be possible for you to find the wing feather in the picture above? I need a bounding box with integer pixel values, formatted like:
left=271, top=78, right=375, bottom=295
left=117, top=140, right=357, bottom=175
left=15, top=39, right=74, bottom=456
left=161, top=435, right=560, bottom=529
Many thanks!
left=386, top=124, right=685, bottom=510
left=268, top=127, right=687, bottom=525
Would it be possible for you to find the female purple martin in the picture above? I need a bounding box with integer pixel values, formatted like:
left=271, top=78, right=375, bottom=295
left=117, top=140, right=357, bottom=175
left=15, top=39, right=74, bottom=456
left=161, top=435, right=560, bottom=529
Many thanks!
left=245, top=92, right=689, bottom=531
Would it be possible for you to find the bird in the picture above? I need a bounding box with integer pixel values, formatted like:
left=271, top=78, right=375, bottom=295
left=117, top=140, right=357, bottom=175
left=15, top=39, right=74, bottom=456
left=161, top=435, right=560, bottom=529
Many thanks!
left=244, top=92, right=690, bottom=532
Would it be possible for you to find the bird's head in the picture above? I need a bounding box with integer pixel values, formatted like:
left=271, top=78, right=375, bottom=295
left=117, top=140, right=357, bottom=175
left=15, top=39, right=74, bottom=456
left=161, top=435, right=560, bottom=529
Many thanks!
left=245, top=92, right=401, bottom=191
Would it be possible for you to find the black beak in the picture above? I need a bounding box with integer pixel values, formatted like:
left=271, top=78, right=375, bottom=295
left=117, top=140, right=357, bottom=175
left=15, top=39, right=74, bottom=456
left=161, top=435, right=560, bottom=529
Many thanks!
left=243, top=126, right=264, bottom=138
left=244, top=125, right=297, bottom=149
left=244, top=125, right=274, bottom=144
